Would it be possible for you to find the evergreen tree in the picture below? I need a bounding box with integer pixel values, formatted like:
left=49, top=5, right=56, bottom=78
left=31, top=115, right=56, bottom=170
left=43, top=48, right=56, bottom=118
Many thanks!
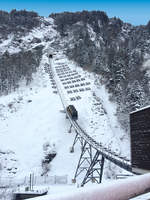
left=125, top=80, right=146, bottom=112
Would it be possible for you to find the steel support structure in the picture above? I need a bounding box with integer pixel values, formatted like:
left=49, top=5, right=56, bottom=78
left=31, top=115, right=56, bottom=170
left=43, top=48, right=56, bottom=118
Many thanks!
left=72, top=140, right=93, bottom=183
left=70, top=131, right=84, bottom=153
left=71, top=128, right=105, bottom=185
left=81, top=151, right=105, bottom=186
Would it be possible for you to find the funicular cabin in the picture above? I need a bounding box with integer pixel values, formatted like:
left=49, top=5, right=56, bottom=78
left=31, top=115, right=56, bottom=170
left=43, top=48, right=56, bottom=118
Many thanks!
left=66, top=105, right=78, bottom=120
left=130, top=106, right=150, bottom=174
left=49, top=54, right=53, bottom=58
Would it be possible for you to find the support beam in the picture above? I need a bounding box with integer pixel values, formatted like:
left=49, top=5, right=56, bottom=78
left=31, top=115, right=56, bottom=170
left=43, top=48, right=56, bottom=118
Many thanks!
left=70, top=131, right=84, bottom=153
left=81, top=151, right=105, bottom=186
left=72, top=141, right=93, bottom=183
left=68, top=124, right=73, bottom=133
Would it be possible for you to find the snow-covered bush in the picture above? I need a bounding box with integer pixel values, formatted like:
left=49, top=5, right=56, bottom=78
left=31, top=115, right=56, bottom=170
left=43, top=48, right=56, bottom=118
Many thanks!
left=41, top=142, right=56, bottom=176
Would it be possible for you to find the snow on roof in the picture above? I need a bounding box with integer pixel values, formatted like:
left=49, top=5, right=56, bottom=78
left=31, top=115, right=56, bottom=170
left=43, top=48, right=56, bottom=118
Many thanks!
left=130, top=105, right=150, bottom=114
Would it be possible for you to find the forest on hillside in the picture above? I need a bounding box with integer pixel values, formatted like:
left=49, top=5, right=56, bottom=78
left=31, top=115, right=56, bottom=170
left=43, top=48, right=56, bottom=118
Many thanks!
left=0, top=10, right=43, bottom=95
left=51, top=11, right=150, bottom=131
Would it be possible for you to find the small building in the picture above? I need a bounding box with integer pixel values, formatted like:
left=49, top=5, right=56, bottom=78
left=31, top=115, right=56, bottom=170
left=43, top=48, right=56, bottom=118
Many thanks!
left=130, top=106, right=150, bottom=174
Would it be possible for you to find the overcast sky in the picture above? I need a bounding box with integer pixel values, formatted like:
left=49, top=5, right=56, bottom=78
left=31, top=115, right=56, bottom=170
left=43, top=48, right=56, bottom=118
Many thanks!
left=1, top=0, right=150, bottom=25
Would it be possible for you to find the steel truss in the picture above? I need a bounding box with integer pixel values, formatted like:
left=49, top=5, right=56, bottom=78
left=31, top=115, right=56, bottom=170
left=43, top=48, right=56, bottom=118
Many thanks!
left=70, top=131, right=84, bottom=153
left=81, top=151, right=104, bottom=186
left=71, top=131, right=105, bottom=185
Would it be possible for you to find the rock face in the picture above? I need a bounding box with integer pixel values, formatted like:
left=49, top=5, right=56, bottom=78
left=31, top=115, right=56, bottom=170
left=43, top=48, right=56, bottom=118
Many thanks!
left=0, top=10, right=40, bottom=39
left=50, top=11, right=150, bottom=130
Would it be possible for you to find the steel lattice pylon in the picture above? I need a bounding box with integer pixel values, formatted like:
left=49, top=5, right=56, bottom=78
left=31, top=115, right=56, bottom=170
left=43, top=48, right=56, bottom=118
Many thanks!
left=81, top=151, right=105, bottom=186
left=47, top=55, right=133, bottom=188
left=70, top=131, right=84, bottom=153
left=71, top=131, right=105, bottom=185
left=72, top=140, right=92, bottom=183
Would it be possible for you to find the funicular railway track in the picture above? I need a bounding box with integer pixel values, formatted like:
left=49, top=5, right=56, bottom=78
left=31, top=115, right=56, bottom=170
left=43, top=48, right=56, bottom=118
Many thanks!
left=72, top=121, right=132, bottom=172
left=46, top=53, right=134, bottom=185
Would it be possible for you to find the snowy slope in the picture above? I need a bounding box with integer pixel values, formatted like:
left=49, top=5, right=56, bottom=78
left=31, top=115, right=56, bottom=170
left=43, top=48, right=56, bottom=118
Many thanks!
left=0, top=16, right=150, bottom=200
left=0, top=19, right=77, bottom=184
left=52, top=52, right=128, bottom=150
left=0, top=16, right=131, bottom=189
left=0, top=50, right=131, bottom=184
left=51, top=52, right=131, bottom=170
left=0, top=54, right=80, bottom=184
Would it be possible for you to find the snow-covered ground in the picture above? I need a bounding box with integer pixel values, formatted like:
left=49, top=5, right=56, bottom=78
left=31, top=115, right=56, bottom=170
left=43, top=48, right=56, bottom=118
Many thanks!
left=0, top=16, right=149, bottom=199
left=0, top=55, right=80, bottom=182
left=0, top=48, right=130, bottom=185
left=28, top=173, right=150, bottom=200
left=0, top=42, right=131, bottom=182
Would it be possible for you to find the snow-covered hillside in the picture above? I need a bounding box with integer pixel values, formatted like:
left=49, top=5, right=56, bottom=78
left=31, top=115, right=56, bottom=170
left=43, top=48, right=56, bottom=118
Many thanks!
left=0, top=13, right=149, bottom=200
left=0, top=14, right=132, bottom=184
left=0, top=54, right=77, bottom=181
left=0, top=44, right=130, bottom=185
left=29, top=173, right=150, bottom=200
left=52, top=52, right=130, bottom=158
